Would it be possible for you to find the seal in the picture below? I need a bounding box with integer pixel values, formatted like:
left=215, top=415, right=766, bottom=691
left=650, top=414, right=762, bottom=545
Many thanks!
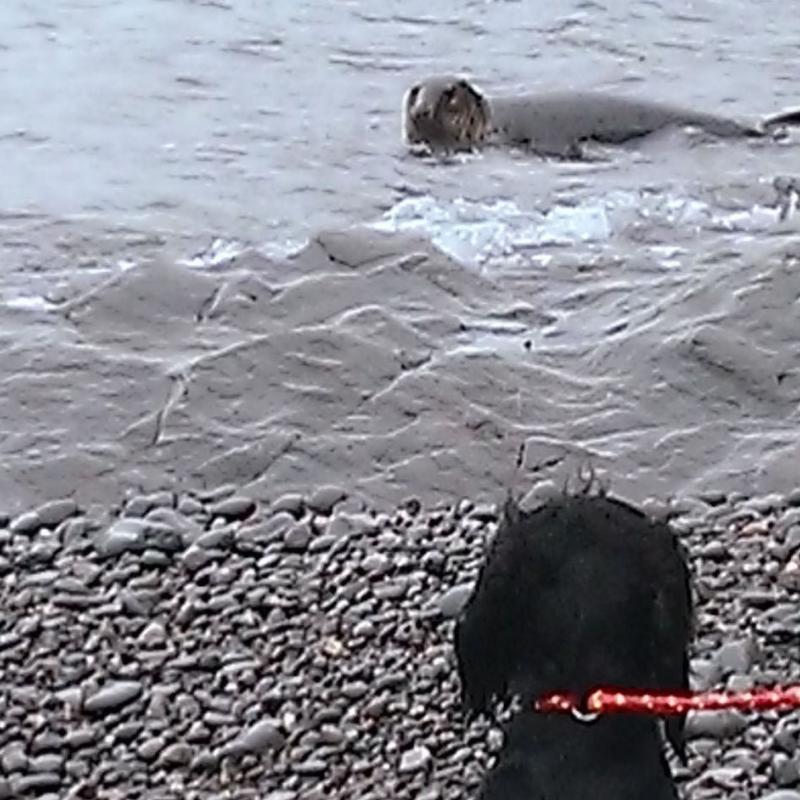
left=403, top=75, right=800, bottom=156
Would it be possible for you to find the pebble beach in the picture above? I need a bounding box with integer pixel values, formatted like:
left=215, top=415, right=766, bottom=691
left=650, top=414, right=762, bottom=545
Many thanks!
left=3, top=482, right=800, bottom=799
left=2, top=1, right=800, bottom=798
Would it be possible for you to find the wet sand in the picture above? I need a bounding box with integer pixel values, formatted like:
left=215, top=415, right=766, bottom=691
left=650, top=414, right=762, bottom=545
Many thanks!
left=1, top=227, right=799, bottom=518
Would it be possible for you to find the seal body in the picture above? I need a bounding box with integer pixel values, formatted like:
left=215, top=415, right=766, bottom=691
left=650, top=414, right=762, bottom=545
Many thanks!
left=489, top=90, right=757, bottom=156
left=403, top=75, right=800, bottom=156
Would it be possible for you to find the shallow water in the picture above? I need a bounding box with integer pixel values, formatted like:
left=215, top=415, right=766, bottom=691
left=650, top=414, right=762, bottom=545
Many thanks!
left=1, top=0, right=799, bottom=511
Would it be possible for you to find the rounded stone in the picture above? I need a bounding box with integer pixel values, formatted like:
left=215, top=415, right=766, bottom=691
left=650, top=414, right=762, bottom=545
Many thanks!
left=283, top=523, right=311, bottom=552
left=685, top=710, right=748, bottom=740
left=159, top=742, right=193, bottom=767
left=138, top=621, right=167, bottom=647
left=307, top=485, right=348, bottom=515
left=436, top=584, right=473, bottom=619
left=10, top=510, right=41, bottom=535
left=232, top=719, right=286, bottom=754
left=137, top=737, right=165, bottom=762
left=208, top=495, right=256, bottom=521
left=84, top=681, right=143, bottom=714
left=399, top=745, right=432, bottom=774
left=715, top=639, right=756, bottom=675
left=35, top=499, right=78, bottom=528
left=271, top=493, right=305, bottom=517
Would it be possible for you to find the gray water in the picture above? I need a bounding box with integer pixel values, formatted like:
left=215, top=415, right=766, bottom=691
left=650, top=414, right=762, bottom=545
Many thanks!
left=2, top=0, right=798, bottom=239
left=1, top=0, right=799, bottom=513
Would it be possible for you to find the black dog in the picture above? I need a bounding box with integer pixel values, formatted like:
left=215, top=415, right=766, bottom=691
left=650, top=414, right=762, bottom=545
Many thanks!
left=455, top=489, right=693, bottom=797
left=479, top=712, right=680, bottom=800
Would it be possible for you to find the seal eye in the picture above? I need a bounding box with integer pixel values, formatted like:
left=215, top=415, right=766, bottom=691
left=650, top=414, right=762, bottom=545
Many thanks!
left=407, top=85, right=420, bottom=106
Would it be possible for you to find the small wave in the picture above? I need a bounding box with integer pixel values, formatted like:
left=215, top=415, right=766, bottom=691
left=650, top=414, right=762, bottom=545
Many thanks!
left=2, top=295, right=54, bottom=312
left=370, top=189, right=797, bottom=267
left=178, top=238, right=246, bottom=269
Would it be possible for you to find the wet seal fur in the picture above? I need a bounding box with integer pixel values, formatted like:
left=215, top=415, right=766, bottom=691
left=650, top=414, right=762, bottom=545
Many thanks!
left=455, top=480, right=693, bottom=798
left=403, top=74, right=800, bottom=157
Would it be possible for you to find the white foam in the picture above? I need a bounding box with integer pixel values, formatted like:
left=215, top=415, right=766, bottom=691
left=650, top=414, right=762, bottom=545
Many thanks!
left=371, top=195, right=636, bottom=266
left=3, top=295, right=54, bottom=312
left=372, top=189, right=797, bottom=267
left=179, top=237, right=245, bottom=269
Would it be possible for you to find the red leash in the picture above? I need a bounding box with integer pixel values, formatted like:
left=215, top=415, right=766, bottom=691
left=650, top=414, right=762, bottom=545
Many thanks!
left=535, top=686, right=800, bottom=718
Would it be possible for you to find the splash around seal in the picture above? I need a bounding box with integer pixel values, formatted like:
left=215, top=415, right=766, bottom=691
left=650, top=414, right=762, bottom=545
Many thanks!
left=403, top=75, right=800, bottom=157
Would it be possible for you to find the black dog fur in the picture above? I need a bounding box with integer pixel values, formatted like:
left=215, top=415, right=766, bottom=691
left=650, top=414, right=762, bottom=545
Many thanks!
left=455, top=489, right=693, bottom=797
left=479, top=712, right=680, bottom=800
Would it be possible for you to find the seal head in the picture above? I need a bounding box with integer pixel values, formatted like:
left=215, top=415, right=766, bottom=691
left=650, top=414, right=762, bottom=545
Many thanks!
left=403, top=75, right=490, bottom=152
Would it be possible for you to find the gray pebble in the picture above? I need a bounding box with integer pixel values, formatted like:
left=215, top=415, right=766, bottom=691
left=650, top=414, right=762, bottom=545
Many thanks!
left=113, top=723, right=143, bottom=743
left=124, top=495, right=154, bottom=517
left=177, top=495, right=204, bottom=516
left=121, top=589, right=159, bottom=616
left=181, top=545, right=214, bottom=572
left=141, top=548, right=172, bottom=567
left=29, top=754, right=63, bottom=773
left=774, top=719, right=799, bottom=754
left=84, top=680, right=142, bottom=714
left=196, top=526, right=234, bottom=549
left=307, top=485, right=347, bottom=515
left=342, top=681, right=369, bottom=700
left=146, top=507, right=203, bottom=541
left=208, top=495, right=256, bottom=521
left=773, top=754, right=800, bottom=787
left=715, top=638, right=756, bottom=675
left=59, top=517, right=90, bottom=546
left=159, top=742, right=193, bottom=767
left=231, top=719, right=286, bottom=754
left=271, top=492, right=305, bottom=517
left=309, top=534, right=336, bottom=552
left=138, top=621, right=167, bottom=647
left=31, top=732, right=62, bottom=754
left=236, top=512, right=295, bottom=546
left=283, top=522, right=311, bottom=551
left=10, top=775, right=62, bottom=793
left=35, top=498, right=78, bottom=527
left=63, top=728, right=95, bottom=749
left=326, top=514, right=353, bottom=539
left=186, top=721, right=210, bottom=743
left=436, top=583, right=473, bottom=619
left=137, top=737, right=165, bottom=762
left=785, top=526, right=800, bottom=554
left=94, top=518, right=183, bottom=558
left=352, top=620, right=375, bottom=638
left=757, top=793, right=800, bottom=800
left=399, top=745, right=432, bottom=774
left=362, top=553, right=391, bottom=574
left=685, top=710, right=748, bottom=740
left=10, top=510, right=41, bottom=534
left=293, top=758, right=327, bottom=775
left=1, top=743, right=27, bottom=773
left=189, top=750, right=219, bottom=772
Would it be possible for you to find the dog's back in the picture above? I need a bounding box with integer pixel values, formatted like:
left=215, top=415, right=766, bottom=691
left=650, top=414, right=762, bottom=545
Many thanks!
left=455, top=492, right=693, bottom=755
left=480, top=713, right=680, bottom=800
